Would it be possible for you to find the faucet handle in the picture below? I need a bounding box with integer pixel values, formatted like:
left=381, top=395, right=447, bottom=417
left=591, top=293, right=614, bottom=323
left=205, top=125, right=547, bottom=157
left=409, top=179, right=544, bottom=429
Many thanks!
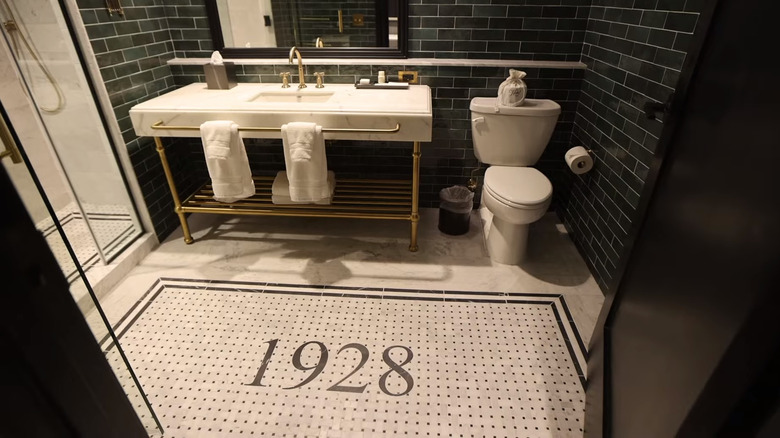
left=314, top=72, right=325, bottom=88
left=280, top=71, right=291, bottom=88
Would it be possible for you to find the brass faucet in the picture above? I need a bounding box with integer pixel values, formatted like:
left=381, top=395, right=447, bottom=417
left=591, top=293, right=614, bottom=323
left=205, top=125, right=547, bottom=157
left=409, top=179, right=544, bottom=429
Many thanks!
left=279, top=72, right=291, bottom=88
left=288, top=46, right=306, bottom=89
left=314, top=72, right=325, bottom=88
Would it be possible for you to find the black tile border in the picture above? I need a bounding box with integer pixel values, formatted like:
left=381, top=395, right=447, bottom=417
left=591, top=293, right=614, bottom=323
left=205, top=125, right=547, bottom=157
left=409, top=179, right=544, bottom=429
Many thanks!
left=101, top=277, right=588, bottom=389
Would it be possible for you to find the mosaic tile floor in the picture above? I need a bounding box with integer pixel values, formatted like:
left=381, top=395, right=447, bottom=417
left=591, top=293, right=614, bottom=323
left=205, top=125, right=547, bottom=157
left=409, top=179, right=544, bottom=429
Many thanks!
left=38, top=204, right=138, bottom=282
left=103, top=278, right=586, bottom=437
left=94, top=209, right=603, bottom=437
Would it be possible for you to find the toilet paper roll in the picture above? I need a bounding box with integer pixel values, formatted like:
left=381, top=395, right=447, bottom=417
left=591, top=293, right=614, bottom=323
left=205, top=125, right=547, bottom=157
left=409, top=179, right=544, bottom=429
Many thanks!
left=565, top=146, right=594, bottom=175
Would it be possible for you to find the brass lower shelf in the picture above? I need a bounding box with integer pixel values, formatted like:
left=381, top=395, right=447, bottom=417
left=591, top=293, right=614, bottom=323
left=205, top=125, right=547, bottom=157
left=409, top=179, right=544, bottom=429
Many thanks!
left=180, top=176, right=413, bottom=220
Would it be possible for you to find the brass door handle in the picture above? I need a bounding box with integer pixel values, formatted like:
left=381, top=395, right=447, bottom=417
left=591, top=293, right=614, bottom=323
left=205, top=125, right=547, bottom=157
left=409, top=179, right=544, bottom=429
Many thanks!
left=0, top=114, right=22, bottom=163
left=338, top=9, right=343, bottom=33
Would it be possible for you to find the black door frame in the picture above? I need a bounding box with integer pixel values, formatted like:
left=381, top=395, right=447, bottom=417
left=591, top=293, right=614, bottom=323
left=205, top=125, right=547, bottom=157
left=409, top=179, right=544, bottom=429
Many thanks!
left=585, top=1, right=780, bottom=436
left=583, top=1, right=719, bottom=434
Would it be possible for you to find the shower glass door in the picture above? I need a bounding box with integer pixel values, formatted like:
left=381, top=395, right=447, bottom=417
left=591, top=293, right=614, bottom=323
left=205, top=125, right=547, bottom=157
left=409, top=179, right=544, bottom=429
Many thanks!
left=0, top=0, right=142, bottom=264
left=1, top=100, right=162, bottom=435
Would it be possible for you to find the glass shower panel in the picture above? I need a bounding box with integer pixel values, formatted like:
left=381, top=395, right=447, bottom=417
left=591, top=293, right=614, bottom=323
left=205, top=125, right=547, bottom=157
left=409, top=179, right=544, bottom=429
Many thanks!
left=0, top=27, right=104, bottom=285
left=1, top=101, right=162, bottom=435
left=0, top=0, right=142, bottom=261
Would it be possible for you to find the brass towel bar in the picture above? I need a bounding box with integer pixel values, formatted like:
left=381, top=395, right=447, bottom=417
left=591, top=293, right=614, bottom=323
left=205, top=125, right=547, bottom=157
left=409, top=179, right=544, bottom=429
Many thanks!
left=151, top=120, right=401, bottom=134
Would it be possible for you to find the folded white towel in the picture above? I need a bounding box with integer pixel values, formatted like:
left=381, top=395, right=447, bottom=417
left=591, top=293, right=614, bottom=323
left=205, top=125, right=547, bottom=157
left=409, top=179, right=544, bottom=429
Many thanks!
left=200, top=121, right=255, bottom=203
left=200, top=120, right=232, bottom=159
left=271, top=195, right=333, bottom=205
left=281, top=122, right=329, bottom=202
left=271, top=171, right=335, bottom=205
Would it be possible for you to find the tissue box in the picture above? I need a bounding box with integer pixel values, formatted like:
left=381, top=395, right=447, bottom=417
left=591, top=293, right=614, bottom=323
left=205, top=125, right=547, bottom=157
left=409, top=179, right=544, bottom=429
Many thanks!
left=204, top=62, right=236, bottom=90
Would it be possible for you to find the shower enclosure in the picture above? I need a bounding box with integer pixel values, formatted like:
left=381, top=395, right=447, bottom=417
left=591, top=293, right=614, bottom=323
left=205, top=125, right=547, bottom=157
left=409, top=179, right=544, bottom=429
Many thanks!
left=0, top=0, right=143, bottom=287
left=0, top=0, right=161, bottom=433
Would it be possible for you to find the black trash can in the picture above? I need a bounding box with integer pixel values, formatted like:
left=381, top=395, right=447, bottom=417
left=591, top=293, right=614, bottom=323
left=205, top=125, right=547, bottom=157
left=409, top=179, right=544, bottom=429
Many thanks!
left=438, top=186, right=474, bottom=235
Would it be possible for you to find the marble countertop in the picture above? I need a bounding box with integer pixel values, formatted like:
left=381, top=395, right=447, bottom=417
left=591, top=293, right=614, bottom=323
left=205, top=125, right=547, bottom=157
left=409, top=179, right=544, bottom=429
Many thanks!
left=132, top=83, right=431, bottom=114
left=130, top=83, right=433, bottom=142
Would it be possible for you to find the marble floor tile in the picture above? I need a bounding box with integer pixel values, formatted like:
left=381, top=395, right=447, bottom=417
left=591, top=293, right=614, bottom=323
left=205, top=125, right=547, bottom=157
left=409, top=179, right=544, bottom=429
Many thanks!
left=103, top=281, right=586, bottom=438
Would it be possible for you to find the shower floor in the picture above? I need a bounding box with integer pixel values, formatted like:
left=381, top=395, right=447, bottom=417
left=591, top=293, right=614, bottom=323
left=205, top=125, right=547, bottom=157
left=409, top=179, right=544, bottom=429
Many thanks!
left=38, top=203, right=137, bottom=282
left=93, top=208, right=603, bottom=437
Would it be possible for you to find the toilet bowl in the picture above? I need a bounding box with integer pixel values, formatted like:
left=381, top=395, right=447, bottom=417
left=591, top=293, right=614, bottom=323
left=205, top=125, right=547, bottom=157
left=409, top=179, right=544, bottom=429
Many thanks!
left=481, top=166, right=552, bottom=264
left=470, top=97, right=560, bottom=264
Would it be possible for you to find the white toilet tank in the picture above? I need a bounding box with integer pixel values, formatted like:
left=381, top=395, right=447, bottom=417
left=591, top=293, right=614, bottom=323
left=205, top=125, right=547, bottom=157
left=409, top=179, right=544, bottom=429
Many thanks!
left=470, top=97, right=561, bottom=166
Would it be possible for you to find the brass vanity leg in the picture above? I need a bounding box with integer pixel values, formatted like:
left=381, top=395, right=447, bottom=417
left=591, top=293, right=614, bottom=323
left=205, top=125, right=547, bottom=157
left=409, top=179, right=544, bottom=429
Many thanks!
left=409, top=141, right=421, bottom=252
left=154, top=137, right=194, bottom=244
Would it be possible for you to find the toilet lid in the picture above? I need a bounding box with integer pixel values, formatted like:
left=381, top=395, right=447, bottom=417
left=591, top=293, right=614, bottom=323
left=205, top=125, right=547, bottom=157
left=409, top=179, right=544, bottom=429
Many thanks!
left=484, top=167, right=552, bottom=208
left=470, top=97, right=561, bottom=116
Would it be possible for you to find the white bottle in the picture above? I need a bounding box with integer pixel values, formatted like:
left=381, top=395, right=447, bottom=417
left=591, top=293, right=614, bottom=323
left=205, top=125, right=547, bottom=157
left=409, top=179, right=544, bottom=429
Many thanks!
left=378, top=71, right=386, bottom=84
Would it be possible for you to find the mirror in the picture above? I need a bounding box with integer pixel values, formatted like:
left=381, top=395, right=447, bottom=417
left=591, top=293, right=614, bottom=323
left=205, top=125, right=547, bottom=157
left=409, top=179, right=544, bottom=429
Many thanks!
left=206, top=0, right=408, bottom=59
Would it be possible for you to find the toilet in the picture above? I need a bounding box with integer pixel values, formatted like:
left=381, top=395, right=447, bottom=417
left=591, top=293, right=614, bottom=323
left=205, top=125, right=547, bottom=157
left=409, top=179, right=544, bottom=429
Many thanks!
left=470, top=97, right=561, bottom=264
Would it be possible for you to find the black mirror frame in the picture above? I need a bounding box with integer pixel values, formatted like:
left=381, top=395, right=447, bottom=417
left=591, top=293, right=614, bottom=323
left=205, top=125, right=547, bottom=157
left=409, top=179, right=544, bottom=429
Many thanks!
left=205, top=0, right=408, bottom=59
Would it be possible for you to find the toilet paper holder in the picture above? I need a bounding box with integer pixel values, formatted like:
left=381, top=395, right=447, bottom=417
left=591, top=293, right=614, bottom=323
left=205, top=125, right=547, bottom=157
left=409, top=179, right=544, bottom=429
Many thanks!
left=565, top=146, right=595, bottom=175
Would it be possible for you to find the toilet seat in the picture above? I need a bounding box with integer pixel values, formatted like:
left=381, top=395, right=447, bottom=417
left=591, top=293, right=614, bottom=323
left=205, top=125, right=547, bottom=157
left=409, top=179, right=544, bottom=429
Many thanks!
left=484, top=166, right=552, bottom=209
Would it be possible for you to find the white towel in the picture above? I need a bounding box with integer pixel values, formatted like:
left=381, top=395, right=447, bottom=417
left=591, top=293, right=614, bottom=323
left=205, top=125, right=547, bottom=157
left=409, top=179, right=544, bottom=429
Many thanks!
left=271, top=171, right=335, bottom=205
left=200, top=121, right=255, bottom=203
left=281, top=122, right=329, bottom=202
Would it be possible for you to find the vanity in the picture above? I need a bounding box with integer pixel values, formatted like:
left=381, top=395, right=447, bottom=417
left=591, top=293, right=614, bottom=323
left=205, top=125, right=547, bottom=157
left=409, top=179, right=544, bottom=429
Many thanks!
left=129, top=82, right=432, bottom=251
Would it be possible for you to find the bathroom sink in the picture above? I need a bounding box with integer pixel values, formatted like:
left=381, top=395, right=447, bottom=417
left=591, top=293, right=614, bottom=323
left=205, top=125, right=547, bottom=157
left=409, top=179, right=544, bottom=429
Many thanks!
left=248, top=90, right=335, bottom=103
left=129, top=83, right=432, bottom=141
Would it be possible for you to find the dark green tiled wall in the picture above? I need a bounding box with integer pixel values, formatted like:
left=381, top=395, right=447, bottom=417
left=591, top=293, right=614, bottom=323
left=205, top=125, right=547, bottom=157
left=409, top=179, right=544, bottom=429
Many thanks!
left=84, top=0, right=704, bottom=295
left=77, top=0, right=211, bottom=239
left=164, top=0, right=585, bottom=209
left=171, top=63, right=582, bottom=208
left=559, top=0, right=702, bottom=291
left=82, top=0, right=586, bottom=241
left=165, top=1, right=592, bottom=61
left=408, top=0, right=590, bottom=61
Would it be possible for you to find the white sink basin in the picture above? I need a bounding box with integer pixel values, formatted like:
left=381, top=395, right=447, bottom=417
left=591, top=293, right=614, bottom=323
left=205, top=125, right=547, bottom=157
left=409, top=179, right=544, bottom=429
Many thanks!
left=249, top=90, right=335, bottom=103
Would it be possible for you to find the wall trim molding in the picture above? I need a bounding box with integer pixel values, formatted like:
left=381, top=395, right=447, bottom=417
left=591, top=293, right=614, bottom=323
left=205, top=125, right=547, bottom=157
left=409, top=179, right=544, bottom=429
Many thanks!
left=168, top=57, right=587, bottom=70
